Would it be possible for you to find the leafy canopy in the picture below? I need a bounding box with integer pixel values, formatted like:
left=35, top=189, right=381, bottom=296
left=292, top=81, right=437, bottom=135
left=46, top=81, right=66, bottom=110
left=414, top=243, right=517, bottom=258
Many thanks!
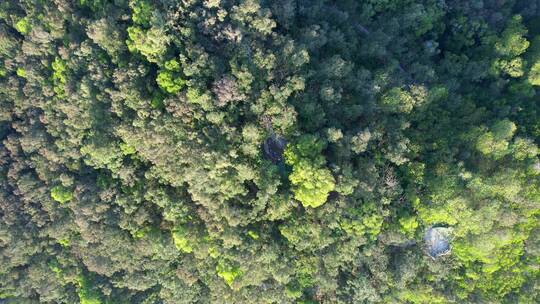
left=285, top=135, right=335, bottom=208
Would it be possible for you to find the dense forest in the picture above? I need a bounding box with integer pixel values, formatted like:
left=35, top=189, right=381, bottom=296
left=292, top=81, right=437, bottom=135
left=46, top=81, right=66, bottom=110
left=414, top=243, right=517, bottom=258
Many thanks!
left=0, top=0, right=539, bottom=303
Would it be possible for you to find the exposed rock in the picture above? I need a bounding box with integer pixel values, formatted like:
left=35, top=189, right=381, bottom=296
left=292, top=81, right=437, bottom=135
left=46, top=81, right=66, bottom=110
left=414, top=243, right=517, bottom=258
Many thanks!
left=424, top=226, right=452, bottom=258
left=262, top=136, right=287, bottom=164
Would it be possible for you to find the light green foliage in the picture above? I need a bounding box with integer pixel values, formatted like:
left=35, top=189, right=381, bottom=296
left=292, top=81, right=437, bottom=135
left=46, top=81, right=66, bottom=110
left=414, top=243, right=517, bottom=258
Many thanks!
left=247, top=230, right=259, bottom=240
left=51, top=58, right=67, bottom=84
left=476, top=120, right=516, bottom=159
left=340, top=201, right=384, bottom=240
left=15, top=17, right=31, bottom=35
left=491, top=119, right=517, bottom=140
left=133, top=226, right=153, bottom=239
left=164, top=58, right=180, bottom=71
left=284, top=135, right=335, bottom=208
left=528, top=61, right=540, bottom=85
left=379, top=87, right=416, bottom=113
left=296, top=260, right=316, bottom=289
left=350, top=129, right=371, bottom=153
left=285, top=284, right=303, bottom=299
left=279, top=218, right=333, bottom=251
left=326, top=128, right=343, bottom=142
left=48, top=260, right=63, bottom=278
left=58, top=238, right=70, bottom=247
left=16, top=68, right=26, bottom=78
left=405, top=162, right=425, bottom=185
left=76, top=275, right=102, bottom=304
left=230, top=0, right=276, bottom=35
left=129, top=0, right=153, bottom=26
left=172, top=229, right=193, bottom=253
left=216, top=260, right=242, bottom=287
left=399, top=216, right=419, bottom=237
left=119, top=142, right=136, bottom=155
left=398, top=286, right=447, bottom=304
left=80, top=138, right=124, bottom=171
left=511, top=137, right=538, bottom=160
left=172, top=227, right=193, bottom=253
left=51, top=57, right=67, bottom=97
left=185, top=87, right=212, bottom=108
left=492, top=15, right=530, bottom=77
left=287, top=160, right=335, bottom=208
left=127, top=26, right=169, bottom=62
left=284, top=135, right=325, bottom=164
left=492, top=57, right=526, bottom=77
left=452, top=238, right=529, bottom=298
left=51, top=185, right=73, bottom=204
left=495, top=15, right=529, bottom=57
left=156, top=59, right=186, bottom=94
left=208, top=246, right=219, bottom=258
left=414, top=196, right=463, bottom=226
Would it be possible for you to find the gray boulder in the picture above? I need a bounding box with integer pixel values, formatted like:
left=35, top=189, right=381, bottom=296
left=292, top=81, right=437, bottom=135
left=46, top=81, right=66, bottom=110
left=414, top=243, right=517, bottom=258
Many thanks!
left=424, top=226, right=452, bottom=258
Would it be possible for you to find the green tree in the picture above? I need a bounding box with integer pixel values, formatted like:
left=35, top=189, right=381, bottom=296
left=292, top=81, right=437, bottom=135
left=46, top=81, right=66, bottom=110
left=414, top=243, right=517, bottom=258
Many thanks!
left=379, top=87, right=416, bottom=113
left=50, top=185, right=73, bottom=204
left=284, top=135, right=335, bottom=208
left=216, top=260, right=242, bottom=287
left=129, top=0, right=153, bottom=26
left=156, top=59, right=185, bottom=94
left=127, top=26, right=169, bottom=62
left=15, top=17, right=31, bottom=35
left=529, top=61, right=540, bottom=85
left=492, top=15, right=530, bottom=77
left=476, top=120, right=517, bottom=159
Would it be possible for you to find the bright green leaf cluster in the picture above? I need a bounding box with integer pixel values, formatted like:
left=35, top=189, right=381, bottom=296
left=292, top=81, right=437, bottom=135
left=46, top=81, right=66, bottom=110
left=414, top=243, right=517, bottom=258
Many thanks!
left=340, top=201, right=384, bottom=240
left=15, top=17, right=32, bottom=35
left=129, top=0, right=153, bottom=26
left=398, top=286, right=447, bottom=304
left=51, top=57, right=67, bottom=97
left=156, top=61, right=186, bottom=94
left=529, top=61, right=540, bottom=86
left=51, top=185, right=73, bottom=204
left=287, top=160, right=335, bottom=208
left=399, top=216, right=419, bottom=237
left=476, top=120, right=516, bottom=159
left=284, top=135, right=335, bottom=208
left=172, top=227, right=193, bottom=253
left=247, top=230, right=259, bottom=240
left=76, top=275, right=102, bottom=304
left=216, top=260, right=242, bottom=287
left=16, top=67, right=26, bottom=78
left=119, top=142, right=136, bottom=155
left=379, top=87, right=416, bottom=113
left=127, top=26, right=169, bottom=63
left=494, top=15, right=529, bottom=58
left=492, top=15, right=530, bottom=77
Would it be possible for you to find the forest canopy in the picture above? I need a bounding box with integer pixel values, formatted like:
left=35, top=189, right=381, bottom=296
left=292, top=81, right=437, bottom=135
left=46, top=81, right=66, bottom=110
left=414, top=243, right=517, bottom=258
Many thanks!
left=0, top=0, right=539, bottom=303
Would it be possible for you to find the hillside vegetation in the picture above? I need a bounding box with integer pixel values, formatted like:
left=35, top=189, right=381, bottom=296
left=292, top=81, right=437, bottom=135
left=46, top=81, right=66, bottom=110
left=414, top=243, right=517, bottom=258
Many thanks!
left=0, top=0, right=539, bottom=303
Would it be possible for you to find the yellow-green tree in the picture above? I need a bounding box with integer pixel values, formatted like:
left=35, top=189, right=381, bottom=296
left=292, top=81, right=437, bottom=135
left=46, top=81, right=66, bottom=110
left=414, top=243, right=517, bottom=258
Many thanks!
left=284, top=135, right=335, bottom=208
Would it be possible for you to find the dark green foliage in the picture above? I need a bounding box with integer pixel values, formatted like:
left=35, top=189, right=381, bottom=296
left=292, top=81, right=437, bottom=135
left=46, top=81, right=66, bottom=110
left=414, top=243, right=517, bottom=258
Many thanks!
left=0, top=0, right=539, bottom=303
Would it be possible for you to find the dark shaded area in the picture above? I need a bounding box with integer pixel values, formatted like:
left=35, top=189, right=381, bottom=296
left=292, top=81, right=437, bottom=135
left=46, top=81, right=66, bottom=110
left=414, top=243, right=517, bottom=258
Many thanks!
left=262, top=135, right=287, bottom=164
